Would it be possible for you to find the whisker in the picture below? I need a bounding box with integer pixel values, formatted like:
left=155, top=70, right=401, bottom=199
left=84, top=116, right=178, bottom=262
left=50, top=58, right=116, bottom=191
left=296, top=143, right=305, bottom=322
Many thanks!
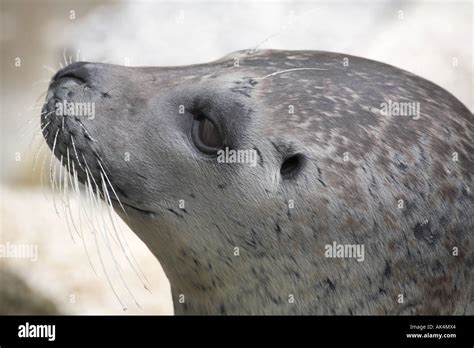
left=62, top=151, right=77, bottom=243
left=250, top=7, right=322, bottom=53
left=78, top=163, right=99, bottom=276
left=97, top=175, right=141, bottom=308
left=63, top=48, right=69, bottom=67
left=32, top=80, right=51, bottom=87
left=100, top=170, right=150, bottom=289
left=32, top=141, right=47, bottom=177
left=42, top=65, right=56, bottom=74
left=84, top=165, right=127, bottom=309
left=97, top=160, right=126, bottom=214
left=255, top=67, right=328, bottom=80
left=70, top=135, right=85, bottom=170
left=78, top=121, right=97, bottom=142
left=40, top=121, right=51, bottom=132
left=91, top=221, right=127, bottom=311
left=49, top=129, right=60, bottom=216
left=87, top=155, right=149, bottom=291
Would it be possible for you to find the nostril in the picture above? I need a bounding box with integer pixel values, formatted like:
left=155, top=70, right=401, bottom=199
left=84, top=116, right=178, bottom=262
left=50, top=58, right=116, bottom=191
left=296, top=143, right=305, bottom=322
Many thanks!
left=280, top=153, right=305, bottom=179
left=53, top=61, right=92, bottom=83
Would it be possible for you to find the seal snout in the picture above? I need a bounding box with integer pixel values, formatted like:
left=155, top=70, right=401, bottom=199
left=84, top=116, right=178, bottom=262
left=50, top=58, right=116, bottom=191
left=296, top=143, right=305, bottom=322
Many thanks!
left=41, top=62, right=103, bottom=186
left=52, top=61, right=93, bottom=84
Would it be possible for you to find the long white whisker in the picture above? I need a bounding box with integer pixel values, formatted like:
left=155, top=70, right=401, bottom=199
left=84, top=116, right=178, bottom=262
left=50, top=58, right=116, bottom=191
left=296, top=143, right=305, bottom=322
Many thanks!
left=78, top=163, right=99, bottom=276
left=78, top=122, right=97, bottom=142
left=42, top=65, right=56, bottom=74
left=32, top=80, right=51, bottom=87
left=49, top=129, right=60, bottom=216
left=100, top=170, right=150, bottom=289
left=256, top=67, right=328, bottom=80
left=40, top=121, right=51, bottom=132
left=97, top=175, right=141, bottom=308
left=63, top=48, right=69, bottom=67
left=70, top=135, right=84, bottom=170
left=97, top=160, right=126, bottom=214
left=32, top=142, right=47, bottom=177
left=84, top=166, right=127, bottom=310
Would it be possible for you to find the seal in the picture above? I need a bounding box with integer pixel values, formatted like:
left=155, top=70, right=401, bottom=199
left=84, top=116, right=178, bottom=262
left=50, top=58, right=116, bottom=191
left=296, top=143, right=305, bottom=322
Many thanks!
left=40, top=49, right=473, bottom=315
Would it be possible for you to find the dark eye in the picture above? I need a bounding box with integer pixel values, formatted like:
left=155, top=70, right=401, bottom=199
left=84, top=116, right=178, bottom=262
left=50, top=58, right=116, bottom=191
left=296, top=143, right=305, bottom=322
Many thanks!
left=191, top=113, right=223, bottom=155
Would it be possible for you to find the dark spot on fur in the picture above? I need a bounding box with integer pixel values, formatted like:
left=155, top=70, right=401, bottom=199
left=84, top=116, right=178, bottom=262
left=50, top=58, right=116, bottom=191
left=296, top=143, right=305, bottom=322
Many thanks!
left=413, top=221, right=430, bottom=240
left=316, top=165, right=327, bottom=187
left=383, top=261, right=392, bottom=277
left=325, top=278, right=336, bottom=291
left=217, top=183, right=226, bottom=189
left=402, top=200, right=415, bottom=217
left=248, top=78, right=258, bottom=86
left=432, top=260, right=443, bottom=273
left=101, top=92, right=111, bottom=98
left=413, top=220, right=440, bottom=246
left=396, top=161, right=408, bottom=171
left=275, top=223, right=281, bottom=237
left=439, top=216, right=449, bottom=227
left=136, top=173, right=148, bottom=180
left=251, top=267, right=258, bottom=276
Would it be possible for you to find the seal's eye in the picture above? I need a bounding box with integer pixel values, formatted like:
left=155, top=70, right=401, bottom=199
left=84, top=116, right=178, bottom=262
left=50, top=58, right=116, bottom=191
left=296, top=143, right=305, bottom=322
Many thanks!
left=191, top=113, right=223, bottom=155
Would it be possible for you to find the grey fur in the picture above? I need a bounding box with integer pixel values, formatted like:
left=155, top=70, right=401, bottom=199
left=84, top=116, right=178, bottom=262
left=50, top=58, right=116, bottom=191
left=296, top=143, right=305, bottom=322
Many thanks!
left=41, top=50, right=473, bottom=315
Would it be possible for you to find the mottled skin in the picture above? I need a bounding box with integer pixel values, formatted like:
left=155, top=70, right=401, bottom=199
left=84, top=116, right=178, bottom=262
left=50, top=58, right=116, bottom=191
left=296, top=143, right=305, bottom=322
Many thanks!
left=41, top=50, right=473, bottom=315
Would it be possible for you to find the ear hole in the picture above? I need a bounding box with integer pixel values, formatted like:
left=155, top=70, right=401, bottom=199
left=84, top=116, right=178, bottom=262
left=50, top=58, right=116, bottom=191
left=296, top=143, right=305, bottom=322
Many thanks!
left=280, top=154, right=304, bottom=179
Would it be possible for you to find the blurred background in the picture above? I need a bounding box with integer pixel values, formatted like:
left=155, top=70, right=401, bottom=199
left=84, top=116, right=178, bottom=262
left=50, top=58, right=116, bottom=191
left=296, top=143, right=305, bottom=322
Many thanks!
left=0, top=0, right=472, bottom=314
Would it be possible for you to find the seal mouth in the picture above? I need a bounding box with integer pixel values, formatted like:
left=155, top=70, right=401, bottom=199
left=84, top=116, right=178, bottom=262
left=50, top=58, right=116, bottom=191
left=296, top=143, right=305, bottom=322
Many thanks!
left=42, top=63, right=162, bottom=219
left=111, top=197, right=158, bottom=216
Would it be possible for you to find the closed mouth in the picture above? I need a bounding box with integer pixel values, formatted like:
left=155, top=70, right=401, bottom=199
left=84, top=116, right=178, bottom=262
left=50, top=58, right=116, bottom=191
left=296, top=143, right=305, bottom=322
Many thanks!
left=111, top=197, right=158, bottom=216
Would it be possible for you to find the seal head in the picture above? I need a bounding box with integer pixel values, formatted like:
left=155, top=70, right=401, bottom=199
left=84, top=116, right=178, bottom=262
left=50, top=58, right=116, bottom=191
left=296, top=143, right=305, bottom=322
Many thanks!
left=42, top=50, right=473, bottom=314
